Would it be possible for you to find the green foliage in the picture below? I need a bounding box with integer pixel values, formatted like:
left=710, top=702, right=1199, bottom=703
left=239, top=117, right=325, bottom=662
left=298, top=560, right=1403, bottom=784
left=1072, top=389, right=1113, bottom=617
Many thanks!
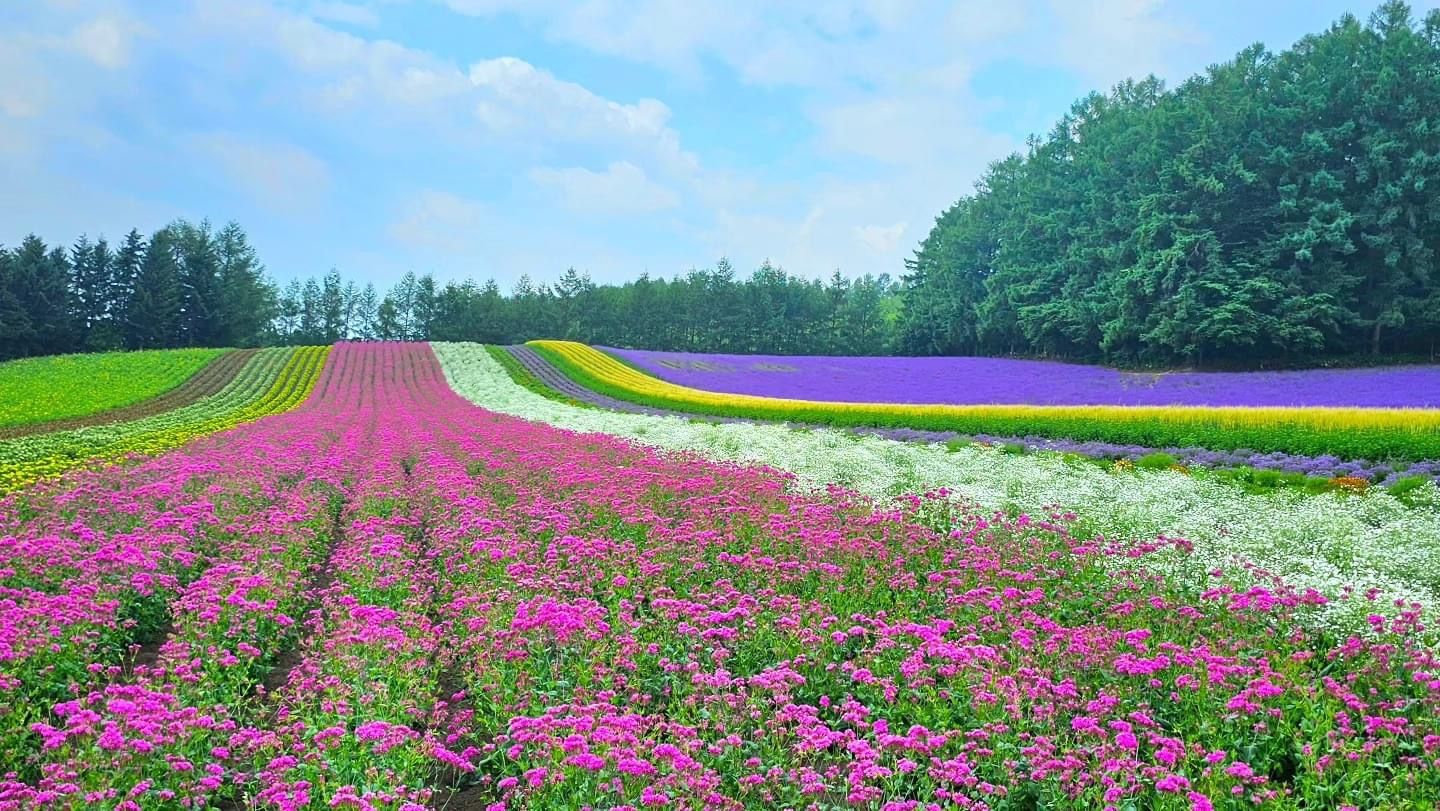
left=1388, top=474, right=1433, bottom=497
left=901, top=1, right=1440, bottom=367
left=271, top=262, right=907, bottom=355
left=1136, top=452, right=1180, bottom=470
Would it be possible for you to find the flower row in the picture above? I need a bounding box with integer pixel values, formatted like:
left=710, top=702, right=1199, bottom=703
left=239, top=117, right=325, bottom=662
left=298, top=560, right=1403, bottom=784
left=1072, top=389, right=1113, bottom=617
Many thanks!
left=529, top=340, right=1440, bottom=461
left=0, top=346, right=329, bottom=493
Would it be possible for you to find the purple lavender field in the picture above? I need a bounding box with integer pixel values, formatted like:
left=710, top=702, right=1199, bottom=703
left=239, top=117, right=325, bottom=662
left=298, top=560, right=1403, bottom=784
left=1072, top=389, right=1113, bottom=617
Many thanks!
left=607, top=348, right=1440, bottom=408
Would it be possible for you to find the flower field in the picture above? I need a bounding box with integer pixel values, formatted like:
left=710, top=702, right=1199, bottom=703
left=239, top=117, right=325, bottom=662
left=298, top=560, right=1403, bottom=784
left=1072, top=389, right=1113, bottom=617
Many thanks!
left=528, top=341, right=1440, bottom=463
left=3, top=341, right=1440, bottom=809
left=0, top=349, right=227, bottom=430
left=0, top=346, right=328, bottom=493
left=435, top=343, right=1440, bottom=634
left=497, top=345, right=1438, bottom=487
left=612, top=347, right=1440, bottom=409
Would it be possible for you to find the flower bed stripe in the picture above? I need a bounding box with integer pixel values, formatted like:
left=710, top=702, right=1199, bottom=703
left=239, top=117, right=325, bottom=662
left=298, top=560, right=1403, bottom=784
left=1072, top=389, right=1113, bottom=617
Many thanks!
left=434, top=342, right=1440, bottom=634
left=0, top=348, right=258, bottom=440
left=530, top=340, right=1440, bottom=461
left=0, top=348, right=228, bottom=430
left=0, top=346, right=330, bottom=493
left=501, top=345, right=1440, bottom=488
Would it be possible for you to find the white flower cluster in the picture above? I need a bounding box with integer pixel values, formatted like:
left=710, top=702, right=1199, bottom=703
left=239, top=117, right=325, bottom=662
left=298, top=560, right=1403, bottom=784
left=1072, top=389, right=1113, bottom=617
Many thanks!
left=433, top=342, right=1440, bottom=632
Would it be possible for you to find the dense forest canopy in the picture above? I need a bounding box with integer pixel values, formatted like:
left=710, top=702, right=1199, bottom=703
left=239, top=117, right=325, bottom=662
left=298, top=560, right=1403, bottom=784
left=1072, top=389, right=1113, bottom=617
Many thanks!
left=4, top=2, right=1440, bottom=367
left=900, top=1, right=1440, bottom=365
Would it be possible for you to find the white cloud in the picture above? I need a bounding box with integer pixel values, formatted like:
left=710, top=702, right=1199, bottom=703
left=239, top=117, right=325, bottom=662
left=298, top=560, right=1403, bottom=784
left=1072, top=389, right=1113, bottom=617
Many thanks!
left=309, top=1, right=381, bottom=27
left=0, top=40, right=50, bottom=118
left=1047, top=0, right=1200, bottom=84
left=530, top=161, right=680, bottom=216
left=388, top=190, right=492, bottom=254
left=466, top=57, right=689, bottom=167
left=946, top=1, right=1028, bottom=44
left=856, top=222, right=907, bottom=254
left=67, top=14, right=147, bottom=70
left=192, top=133, right=331, bottom=213
left=188, top=3, right=697, bottom=176
left=814, top=92, right=1011, bottom=166
left=436, top=0, right=921, bottom=88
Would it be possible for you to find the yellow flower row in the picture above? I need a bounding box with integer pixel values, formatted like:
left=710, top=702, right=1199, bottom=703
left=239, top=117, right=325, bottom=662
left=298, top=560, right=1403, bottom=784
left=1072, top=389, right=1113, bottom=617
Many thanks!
left=0, top=346, right=330, bottom=494
left=530, top=340, right=1440, bottom=460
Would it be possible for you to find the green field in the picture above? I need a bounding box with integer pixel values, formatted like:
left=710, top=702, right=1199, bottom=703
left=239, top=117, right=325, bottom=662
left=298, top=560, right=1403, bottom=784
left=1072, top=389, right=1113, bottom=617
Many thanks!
left=0, top=348, right=226, bottom=428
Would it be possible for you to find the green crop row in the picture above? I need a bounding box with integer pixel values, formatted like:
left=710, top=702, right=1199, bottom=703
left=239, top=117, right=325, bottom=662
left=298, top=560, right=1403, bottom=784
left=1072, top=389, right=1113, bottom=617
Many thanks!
left=0, top=348, right=227, bottom=428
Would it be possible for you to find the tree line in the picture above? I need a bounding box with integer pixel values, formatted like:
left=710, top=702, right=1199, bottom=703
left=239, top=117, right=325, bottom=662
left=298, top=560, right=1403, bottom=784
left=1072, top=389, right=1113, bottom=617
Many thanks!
left=899, top=1, right=1440, bottom=366
left=0, top=221, right=905, bottom=361
left=271, top=260, right=903, bottom=355
left=0, top=221, right=276, bottom=361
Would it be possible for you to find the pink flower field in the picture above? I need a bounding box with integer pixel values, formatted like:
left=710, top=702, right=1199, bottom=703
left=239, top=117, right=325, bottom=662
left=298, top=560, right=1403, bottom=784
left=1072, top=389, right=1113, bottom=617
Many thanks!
left=2, top=342, right=1439, bottom=809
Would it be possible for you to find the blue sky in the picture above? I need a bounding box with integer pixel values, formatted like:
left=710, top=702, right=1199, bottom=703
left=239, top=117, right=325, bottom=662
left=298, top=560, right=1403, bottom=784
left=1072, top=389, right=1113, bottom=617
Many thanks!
left=2, top=0, right=1436, bottom=290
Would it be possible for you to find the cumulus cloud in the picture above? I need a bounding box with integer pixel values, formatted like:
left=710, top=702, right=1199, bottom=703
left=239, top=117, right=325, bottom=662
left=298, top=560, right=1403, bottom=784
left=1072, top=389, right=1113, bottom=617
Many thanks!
left=855, top=222, right=907, bottom=254
left=188, top=3, right=698, bottom=177
left=0, top=42, right=50, bottom=119
left=529, top=161, right=680, bottom=217
left=309, top=1, right=381, bottom=28
left=67, top=14, right=147, bottom=70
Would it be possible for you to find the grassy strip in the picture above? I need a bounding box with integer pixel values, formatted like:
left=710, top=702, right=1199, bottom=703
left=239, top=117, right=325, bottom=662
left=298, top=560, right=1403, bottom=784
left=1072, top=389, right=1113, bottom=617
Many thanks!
left=485, top=345, right=597, bottom=410
left=531, top=341, right=1440, bottom=461
left=0, top=348, right=227, bottom=428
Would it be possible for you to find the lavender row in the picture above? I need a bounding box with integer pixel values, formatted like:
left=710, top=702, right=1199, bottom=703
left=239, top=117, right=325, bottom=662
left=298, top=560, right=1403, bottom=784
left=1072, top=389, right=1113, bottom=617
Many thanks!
left=513, top=347, right=1440, bottom=486
left=607, top=346, right=1440, bottom=408
left=506, top=346, right=746, bottom=424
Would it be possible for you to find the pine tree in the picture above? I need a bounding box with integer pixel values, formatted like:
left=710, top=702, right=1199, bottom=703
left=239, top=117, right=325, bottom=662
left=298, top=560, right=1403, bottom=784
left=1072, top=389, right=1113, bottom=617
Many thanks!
left=321, top=268, right=345, bottom=342
left=113, top=230, right=146, bottom=349
left=71, top=235, right=120, bottom=350
left=171, top=220, right=223, bottom=347
left=128, top=228, right=183, bottom=349
left=354, top=283, right=379, bottom=340
left=0, top=247, right=34, bottom=360
left=299, top=278, right=323, bottom=342
left=6, top=236, right=78, bottom=356
left=215, top=222, right=276, bottom=346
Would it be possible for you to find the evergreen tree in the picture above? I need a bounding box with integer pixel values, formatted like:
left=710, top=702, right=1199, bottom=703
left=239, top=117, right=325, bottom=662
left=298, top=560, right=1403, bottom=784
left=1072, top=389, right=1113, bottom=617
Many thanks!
left=113, top=229, right=146, bottom=350
left=321, top=268, right=345, bottom=342
left=0, top=247, right=34, bottom=360
left=172, top=220, right=224, bottom=347
left=275, top=279, right=304, bottom=344
left=354, top=283, right=379, bottom=340
left=128, top=228, right=183, bottom=349
left=299, top=278, right=323, bottom=343
left=215, top=221, right=275, bottom=346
